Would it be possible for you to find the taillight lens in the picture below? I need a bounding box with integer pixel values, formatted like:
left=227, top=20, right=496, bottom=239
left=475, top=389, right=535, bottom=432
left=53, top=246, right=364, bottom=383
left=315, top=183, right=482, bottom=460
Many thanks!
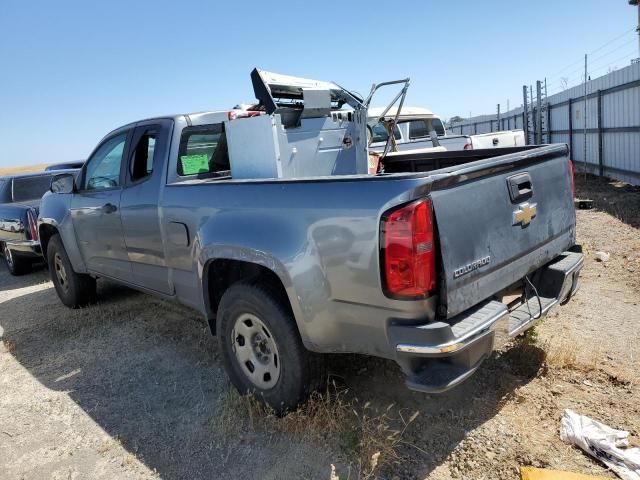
left=463, top=142, right=473, bottom=150
left=26, top=208, right=38, bottom=241
left=382, top=199, right=436, bottom=298
left=568, top=159, right=576, bottom=199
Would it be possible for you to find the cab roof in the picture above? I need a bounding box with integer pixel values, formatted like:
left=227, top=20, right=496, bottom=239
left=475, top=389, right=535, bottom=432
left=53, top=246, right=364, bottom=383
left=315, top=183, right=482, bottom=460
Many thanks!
left=367, top=106, right=436, bottom=120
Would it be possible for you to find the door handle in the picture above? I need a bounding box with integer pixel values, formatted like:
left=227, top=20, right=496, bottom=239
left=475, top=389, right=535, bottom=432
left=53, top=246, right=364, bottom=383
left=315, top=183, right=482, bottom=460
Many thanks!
left=507, top=173, right=533, bottom=202
left=101, top=203, right=118, bottom=214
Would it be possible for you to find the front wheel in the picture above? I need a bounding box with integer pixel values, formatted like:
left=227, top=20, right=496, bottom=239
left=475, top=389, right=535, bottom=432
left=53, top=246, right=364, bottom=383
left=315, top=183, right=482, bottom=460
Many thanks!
left=217, top=282, right=325, bottom=414
left=47, top=234, right=97, bottom=308
left=1, top=242, right=31, bottom=276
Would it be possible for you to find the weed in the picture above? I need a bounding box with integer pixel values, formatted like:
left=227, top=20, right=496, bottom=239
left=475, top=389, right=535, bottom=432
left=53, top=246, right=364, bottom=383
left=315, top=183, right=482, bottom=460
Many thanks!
left=215, top=381, right=420, bottom=477
left=521, top=326, right=539, bottom=345
left=2, top=340, right=16, bottom=353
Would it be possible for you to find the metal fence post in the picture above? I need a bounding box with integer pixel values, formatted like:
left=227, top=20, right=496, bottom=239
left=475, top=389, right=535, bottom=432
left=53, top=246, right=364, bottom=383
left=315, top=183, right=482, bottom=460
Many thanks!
left=547, top=104, right=552, bottom=143
left=523, top=86, right=529, bottom=144
left=536, top=81, right=543, bottom=144
left=568, top=97, right=573, bottom=158
left=597, top=89, right=603, bottom=177
left=531, top=84, right=536, bottom=144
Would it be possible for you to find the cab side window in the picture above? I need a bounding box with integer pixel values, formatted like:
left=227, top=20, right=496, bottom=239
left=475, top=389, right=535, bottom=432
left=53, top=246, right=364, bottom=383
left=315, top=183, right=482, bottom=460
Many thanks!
left=130, top=127, right=158, bottom=182
left=177, top=124, right=229, bottom=177
left=84, top=133, right=127, bottom=190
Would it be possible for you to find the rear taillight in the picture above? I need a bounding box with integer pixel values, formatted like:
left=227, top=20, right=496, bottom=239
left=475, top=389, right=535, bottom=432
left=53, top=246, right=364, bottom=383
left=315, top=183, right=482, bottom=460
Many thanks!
left=381, top=199, right=436, bottom=298
left=463, top=142, right=473, bottom=150
left=568, top=159, right=576, bottom=199
left=26, top=208, right=38, bottom=241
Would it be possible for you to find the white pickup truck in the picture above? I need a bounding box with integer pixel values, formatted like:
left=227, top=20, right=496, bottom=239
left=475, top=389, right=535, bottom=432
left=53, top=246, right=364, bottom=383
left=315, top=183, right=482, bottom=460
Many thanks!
left=368, top=106, right=525, bottom=153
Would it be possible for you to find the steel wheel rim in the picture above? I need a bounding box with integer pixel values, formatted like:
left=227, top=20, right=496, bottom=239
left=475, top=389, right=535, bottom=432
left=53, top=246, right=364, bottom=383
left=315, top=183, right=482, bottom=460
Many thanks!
left=231, top=313, right=281, bottom=390
left=3, top=244, right=14, bottom=269
left=54, top=253, right=68, bottom=291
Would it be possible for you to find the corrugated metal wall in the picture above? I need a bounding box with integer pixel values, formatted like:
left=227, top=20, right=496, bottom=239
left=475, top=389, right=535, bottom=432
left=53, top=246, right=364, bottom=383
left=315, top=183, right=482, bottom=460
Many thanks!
left=449, top=63, right=640, bottom=185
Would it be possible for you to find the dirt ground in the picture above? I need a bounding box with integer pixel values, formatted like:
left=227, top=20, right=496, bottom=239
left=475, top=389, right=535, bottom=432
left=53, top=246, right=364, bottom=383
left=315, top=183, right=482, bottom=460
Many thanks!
left=1, top=174, right=639, bottom=480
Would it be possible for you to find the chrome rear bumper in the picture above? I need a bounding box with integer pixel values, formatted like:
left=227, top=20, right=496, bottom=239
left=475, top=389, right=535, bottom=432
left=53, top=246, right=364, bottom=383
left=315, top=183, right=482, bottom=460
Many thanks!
left=389, top=250, right=584, bottom=393
left=3, top=239, right=41, bottom=256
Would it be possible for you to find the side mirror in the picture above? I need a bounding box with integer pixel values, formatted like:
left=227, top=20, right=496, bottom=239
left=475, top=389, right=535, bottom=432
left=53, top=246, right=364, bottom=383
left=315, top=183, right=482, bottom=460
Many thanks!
left=50, top=173, right=75, bottom=194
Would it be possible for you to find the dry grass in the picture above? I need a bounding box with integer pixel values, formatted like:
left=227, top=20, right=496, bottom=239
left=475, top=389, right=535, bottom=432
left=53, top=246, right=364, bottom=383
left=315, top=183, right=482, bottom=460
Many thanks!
left=537, top=332, right=602, bottom=373
left=541, top=339, right=580, bottom=370
left=215, top=381, right=420, bottom=478
left=2, top=340, right=16, bottom=354
left=0, top=163, right=48, bottom=175
left=97, top=437, right=124, bottom=454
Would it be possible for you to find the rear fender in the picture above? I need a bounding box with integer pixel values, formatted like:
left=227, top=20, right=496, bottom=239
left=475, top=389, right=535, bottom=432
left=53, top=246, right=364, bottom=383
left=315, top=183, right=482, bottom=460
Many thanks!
left=196, top=213, right=311, bottom=344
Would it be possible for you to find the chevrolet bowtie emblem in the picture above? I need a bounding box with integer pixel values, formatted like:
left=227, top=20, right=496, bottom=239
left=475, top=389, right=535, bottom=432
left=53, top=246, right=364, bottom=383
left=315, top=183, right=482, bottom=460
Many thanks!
left=513, top=202, right=537, bottom=227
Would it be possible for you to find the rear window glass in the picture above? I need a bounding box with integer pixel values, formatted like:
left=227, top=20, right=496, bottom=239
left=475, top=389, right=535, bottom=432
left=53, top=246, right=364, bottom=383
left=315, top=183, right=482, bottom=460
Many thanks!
left=12, top=175, right=53, bottom=202
left=369, top=122, right=401, bottom=144
left=0, top=179, right=7, bottom=202
left=406, top=118, right=446, bottom=138
left=431, top=118, right=446, bottom=136
left=177, top=124, right=229, bottom=176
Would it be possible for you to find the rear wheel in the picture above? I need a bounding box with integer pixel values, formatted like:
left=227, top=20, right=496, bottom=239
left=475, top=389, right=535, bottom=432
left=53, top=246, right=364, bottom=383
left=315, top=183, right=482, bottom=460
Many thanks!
left=1, top=242, right=31, bottom=276
left=47, top=234, right=96, bottom=308
left=217, top=282, right=325, bottom=414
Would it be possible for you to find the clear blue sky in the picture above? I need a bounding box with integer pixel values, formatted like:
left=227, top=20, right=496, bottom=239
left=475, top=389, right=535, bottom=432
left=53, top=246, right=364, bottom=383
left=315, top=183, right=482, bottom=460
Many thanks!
left=1, top=0, right=638, bottom=168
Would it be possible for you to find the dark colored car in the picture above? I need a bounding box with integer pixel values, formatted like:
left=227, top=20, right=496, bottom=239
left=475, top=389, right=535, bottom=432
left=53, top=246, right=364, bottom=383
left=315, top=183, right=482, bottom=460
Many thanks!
left=0, top=170, right=77, bottom=275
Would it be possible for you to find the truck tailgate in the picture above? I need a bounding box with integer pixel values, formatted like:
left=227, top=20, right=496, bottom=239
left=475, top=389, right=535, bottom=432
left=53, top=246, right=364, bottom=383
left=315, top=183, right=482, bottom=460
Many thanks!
left=429, top=144, right=575, bottom=318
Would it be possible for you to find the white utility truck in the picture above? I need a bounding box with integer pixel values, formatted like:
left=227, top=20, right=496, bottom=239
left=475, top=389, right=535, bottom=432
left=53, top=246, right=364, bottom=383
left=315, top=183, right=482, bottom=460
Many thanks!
left=368, top=106, right=525, bottom=153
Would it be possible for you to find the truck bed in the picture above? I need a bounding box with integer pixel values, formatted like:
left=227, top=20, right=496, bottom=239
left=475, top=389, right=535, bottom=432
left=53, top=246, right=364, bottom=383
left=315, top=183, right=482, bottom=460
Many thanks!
left=381, top=144, right=575, bottom=317
left=382, top=145, right=542, bottom=173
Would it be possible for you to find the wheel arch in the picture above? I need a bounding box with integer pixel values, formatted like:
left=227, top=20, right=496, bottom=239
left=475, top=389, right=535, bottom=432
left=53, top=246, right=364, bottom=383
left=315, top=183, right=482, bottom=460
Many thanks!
left=39, top=223, right=59, bottom=262
left=202, top=256, right=303, bottom=340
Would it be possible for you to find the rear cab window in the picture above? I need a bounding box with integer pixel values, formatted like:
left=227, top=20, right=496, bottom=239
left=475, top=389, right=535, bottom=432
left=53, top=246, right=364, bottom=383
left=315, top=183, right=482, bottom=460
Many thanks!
left=177, top=124, right=229, bottom=178
left=369, top=122, right=401, bottom=144
left=405, top=118, right=446, bottom=139
left=11, top=175, right=53, bottom=202
left=0, top=179, right=8, bottom=202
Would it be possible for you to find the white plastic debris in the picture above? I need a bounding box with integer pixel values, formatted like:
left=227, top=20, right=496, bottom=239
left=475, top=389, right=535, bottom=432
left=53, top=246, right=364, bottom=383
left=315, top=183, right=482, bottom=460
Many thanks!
left=594, top=251, right=610, bottom=262
left=560, top=409, right=640, bottom=480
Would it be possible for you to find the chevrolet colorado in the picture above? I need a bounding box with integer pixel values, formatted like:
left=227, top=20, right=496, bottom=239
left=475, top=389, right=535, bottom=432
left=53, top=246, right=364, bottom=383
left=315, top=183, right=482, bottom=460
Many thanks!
left=38, top=69, right=582, bottom=412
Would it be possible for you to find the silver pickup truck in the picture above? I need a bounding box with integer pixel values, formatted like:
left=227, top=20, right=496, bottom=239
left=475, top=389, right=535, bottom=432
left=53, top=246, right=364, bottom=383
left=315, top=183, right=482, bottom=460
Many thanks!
left=38, top=69, right=583, bottom=413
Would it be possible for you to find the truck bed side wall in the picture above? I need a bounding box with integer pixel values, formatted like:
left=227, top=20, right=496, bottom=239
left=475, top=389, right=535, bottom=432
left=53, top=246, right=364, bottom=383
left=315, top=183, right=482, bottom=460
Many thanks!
left=161, top=176, right=438, bottom=357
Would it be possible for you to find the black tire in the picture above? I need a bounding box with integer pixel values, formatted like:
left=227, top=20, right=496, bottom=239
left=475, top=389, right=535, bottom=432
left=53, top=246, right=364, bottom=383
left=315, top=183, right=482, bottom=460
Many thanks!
left=217, top=282, right=325, bottom=414
left=47, top=234, right=97, bottom=308
left=1, top=242, right=31, bottom=276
